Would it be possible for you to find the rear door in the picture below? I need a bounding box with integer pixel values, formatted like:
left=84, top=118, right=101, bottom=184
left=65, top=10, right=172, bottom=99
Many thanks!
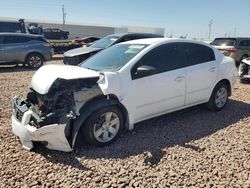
left=181, top=42, right=218, bottom=105
left=0, top=35, right=4, bottom=62
left=3, top=35, right=28, bottom=62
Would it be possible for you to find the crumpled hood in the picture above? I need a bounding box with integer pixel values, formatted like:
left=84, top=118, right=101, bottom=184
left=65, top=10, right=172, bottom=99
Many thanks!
left=31, top=64, right=99, bottom=94
left=64, top=46, right=102, bottom=57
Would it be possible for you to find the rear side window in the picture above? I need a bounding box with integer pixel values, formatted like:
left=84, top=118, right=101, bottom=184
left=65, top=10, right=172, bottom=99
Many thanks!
left=182, top=43, right=215, bottom=66
left=0, top=36, right=3, bottom=44
left=0, top=22, right=21, bottom=33
left=239, top=40, right=246, bottom=47
left=3, top=36, right=30, bottom=44
left=132, top=43, right=185, bottom=77
left=245, top=40, right=250, bottom=47
left=211, top=38, right=236, bottom=46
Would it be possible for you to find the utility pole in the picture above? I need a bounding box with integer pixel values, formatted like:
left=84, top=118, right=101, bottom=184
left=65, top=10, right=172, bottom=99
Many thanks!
left=208, top=19, right=213, bottom=39
left=233, top=27, right=237, bottom=37
left=62, top=5, right=66, bottom=30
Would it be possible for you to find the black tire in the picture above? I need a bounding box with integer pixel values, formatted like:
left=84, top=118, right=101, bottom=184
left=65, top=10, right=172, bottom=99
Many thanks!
left=206, top=82, right=229, bottom=111
left=81, top=106, right=124, bottom=147
left=26, top=53, right=44, bottom=68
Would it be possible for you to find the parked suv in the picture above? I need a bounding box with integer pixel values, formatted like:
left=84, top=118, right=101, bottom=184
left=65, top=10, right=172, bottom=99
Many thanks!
left=63, top=33, right=163, bottom=65
left=0, top=33, right=53, bottom=68
left=210, top=37, right=250, bottom=65
left=11, top=38, right=237, bottom=152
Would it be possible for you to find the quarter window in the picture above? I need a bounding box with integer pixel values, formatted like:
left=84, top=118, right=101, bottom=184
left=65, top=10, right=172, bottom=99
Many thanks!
left=132, top=43, right=185, bottom=79
left=182, top=43, right=215, bottom=66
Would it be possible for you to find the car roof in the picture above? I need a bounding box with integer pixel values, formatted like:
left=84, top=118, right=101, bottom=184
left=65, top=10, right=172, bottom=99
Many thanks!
left=109, top=33, right=163, bottom=38
left=214, top=37, right=250, bottom=40
left=0, top=32, right=42, bottom=38
left=122, top=38, right=208, bottom=46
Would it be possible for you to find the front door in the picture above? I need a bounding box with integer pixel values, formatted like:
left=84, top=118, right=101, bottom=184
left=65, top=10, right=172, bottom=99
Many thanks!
left=122, top=43, right=187, bottom=122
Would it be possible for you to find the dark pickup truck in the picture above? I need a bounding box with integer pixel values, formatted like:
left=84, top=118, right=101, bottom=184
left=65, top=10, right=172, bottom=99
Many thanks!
left=43, top=28, right=69, bottom=40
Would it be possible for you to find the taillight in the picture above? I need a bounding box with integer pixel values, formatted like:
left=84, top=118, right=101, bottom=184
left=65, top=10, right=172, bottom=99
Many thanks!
left=226, top=48, right=237, bottom=53
left=42, top=42, right=51, bottom=47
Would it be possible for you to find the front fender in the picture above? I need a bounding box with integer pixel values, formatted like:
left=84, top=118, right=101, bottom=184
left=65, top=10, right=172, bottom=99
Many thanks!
left=70, top=97, right=121, bottom=148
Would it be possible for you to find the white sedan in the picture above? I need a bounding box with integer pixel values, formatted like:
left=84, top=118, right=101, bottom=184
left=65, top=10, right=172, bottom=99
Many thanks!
left=12, top=38, right=237, bottom=152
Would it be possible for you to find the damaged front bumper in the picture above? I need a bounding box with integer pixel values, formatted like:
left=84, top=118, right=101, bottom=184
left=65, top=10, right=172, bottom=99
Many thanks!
left=239, top=58, right=250, bottom=80
left=11, top=97, right=72, bottom=152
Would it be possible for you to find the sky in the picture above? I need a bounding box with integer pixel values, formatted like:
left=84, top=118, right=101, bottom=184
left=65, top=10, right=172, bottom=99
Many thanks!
left=0, top=0, right=249, bottom=39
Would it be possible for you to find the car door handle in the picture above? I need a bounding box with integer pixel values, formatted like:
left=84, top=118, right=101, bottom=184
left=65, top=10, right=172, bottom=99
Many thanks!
left=175, top=76, right=185, bottom=82
left=208, top=67, right=216, bottom=72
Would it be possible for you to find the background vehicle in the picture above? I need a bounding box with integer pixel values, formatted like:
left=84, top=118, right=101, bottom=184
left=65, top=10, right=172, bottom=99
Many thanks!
left=12, top=38, right=236, bottom=152
left=239, top=57, right=250, bottom=82
left=0, top=19, right=26, bottom=33
left=63, top=33, right=163, bottom=65
left=43, top=28, right=69, bottom=40
left=0, top=33, right=53, bottom=68
left=72, top=36, right=100, bottom=46
left=211, top=37, right=250, bottom=65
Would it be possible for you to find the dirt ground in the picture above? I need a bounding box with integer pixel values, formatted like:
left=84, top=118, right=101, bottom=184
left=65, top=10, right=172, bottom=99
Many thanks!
left=0, top=60, right=249, bottom=187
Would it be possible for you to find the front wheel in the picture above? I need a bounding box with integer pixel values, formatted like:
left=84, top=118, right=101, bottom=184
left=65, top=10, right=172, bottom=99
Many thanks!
left=206, top=83, right=229, bottom=111
left=81, top=106, right=124, bottom=146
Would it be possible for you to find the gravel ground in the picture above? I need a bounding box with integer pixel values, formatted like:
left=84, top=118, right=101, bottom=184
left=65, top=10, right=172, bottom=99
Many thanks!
left=0, top=61, right=250, bottom=188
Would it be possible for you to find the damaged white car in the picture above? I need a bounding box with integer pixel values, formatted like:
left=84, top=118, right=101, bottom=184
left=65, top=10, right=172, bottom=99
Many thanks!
left=12, top=38, right=237, bottom=152
left=239, top=57, right=250, bottom=82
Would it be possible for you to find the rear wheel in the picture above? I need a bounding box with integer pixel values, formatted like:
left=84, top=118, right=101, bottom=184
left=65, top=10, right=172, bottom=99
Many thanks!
left=206, top=83, right=229, bottom=111
left=26, top=53, right=44, bottom=68
left=81, top=106, right=124, bottom=146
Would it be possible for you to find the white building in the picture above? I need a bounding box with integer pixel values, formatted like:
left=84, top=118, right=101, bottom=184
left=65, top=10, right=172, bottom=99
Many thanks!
left=0, top=17, right=165, bottom=39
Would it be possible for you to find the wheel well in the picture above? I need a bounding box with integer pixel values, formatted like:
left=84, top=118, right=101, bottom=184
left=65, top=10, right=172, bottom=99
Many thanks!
left=217, top=79, right=231, bottom=96
left=25, top=52, right=45, bottom=63
left=71, top=94, right=129, bottom=148
left=83, top=94, right=129, bottom=128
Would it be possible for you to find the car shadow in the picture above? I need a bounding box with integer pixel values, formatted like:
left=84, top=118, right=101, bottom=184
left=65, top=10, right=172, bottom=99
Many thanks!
left=36, top=98, right=250, bottom=170
left=0, top=64, right=35, bottom=73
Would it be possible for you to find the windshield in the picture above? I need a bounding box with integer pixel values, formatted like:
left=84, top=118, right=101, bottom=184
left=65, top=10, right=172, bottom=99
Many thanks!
left=210, top=38, right=236, bottom=46
left=80, top=44, right=148, bottom=72
left=90, top=35, right=119, bottom=48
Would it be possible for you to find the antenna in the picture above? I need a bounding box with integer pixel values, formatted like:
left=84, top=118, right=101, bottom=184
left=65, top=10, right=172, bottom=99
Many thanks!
left=208, top=19, right=213, bottom=39
left=62, top=5, right=67, bottom=30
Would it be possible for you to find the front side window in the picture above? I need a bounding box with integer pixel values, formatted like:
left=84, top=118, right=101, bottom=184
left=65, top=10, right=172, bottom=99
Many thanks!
left=131, top=43, right=185, bottom=79
left=182, top=43, right=215, bottom=66
left=80, top=43, right=147, bottom=72
left=90, top=35, right=119, bottom=49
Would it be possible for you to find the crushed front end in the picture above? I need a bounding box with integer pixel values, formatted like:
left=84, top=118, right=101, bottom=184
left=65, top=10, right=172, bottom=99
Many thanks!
left=239, top=58, right=250, bottom=81
left=11, top=77, right=101, bottom=152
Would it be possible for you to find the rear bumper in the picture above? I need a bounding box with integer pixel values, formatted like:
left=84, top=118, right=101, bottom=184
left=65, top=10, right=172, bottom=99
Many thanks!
left=11, top=97, right=72, bottom=152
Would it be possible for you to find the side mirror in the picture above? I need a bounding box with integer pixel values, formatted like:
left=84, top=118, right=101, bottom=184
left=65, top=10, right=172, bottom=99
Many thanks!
left=135, top=65, right=157, bottom=78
